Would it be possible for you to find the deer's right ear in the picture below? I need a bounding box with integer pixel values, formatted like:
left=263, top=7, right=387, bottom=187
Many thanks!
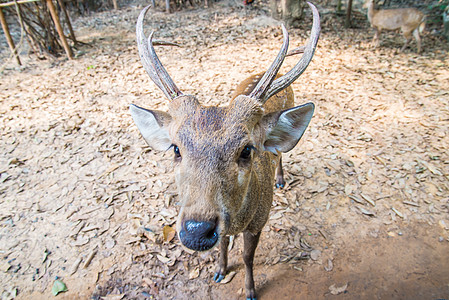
left=130, top=104, right=173, bottom=151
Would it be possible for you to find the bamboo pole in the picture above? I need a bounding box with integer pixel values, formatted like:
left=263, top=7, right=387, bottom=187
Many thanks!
left=0, top=7, right=21, bottom=65
left=56, top=0, right=76, bottom=45
left=0, top=0, right=40, bottom=8
left=46, top=0, right=73, bottom=59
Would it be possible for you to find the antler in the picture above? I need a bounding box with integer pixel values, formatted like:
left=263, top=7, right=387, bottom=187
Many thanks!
left=263, top=2, right=321, bottom=102
left=249, top=2, right=320, bottom=104
left=136, top=5, right=182, bottom=100
left=136, top=2, right=320, bottom=103
left=248, top=24, right=289, bottom=100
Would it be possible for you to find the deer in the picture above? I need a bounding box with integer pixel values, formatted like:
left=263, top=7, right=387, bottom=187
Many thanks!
left=130, top=3, right=320, bottom=299
left=363, top=0, right=425, bottom=53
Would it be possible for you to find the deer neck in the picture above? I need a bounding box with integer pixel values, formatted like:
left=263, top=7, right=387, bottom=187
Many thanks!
left=367, top=1, right=376, bottom=24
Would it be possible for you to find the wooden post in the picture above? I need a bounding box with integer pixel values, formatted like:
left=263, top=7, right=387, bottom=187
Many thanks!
left=345, top=0, right=353, bottom=28
left=0, top=7, right=21, bottom=65
left=46, top=0, right=73, bottom=59
left=112, top=0, right=118, bottom=10
left=56, top=0, right=76, bottom=45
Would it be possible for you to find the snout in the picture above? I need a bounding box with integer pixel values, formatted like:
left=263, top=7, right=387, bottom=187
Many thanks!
left=179, top=219, right=219, bottom=251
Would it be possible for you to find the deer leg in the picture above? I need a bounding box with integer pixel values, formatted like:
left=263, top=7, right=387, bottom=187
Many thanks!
left=214, top=235, right=229, bottom=282
left=275, top=156, right=285, bottom=188
left=269, top=0, right=279, bottom=19
left=373, top=28, right=381, bottom=47
left=243, top=231, right=261, bottom=300
left=400, top=31, right=412, bottom=52
left=412, top=28, right=421, bottom=54
left=165, top=0, right=170, bottom=12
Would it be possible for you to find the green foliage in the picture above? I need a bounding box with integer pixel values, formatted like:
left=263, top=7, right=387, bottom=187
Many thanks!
left=426, top=0, right=449, bottom=25
left=51, top=279, right=68, bottom=296
left=428, top=0, right=448, bottom=11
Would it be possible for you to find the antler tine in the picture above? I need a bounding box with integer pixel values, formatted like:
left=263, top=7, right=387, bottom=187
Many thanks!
left=263, top=2, right=321, bottom=102
left=136, top=5, right=182, bottom=100
left=249, top=24, right=289, bottom=101
left=146, top=32, right=183, bottom=98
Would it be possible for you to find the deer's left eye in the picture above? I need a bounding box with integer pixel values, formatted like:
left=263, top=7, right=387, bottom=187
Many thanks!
left=173, top=145, right=181, bottom=160
left=239, top=146, right=253, bottom=160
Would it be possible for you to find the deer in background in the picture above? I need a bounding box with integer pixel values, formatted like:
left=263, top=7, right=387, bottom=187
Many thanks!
left=364, top=0, right=425, bottom=53
left=130, top=3, right=320, bottom=299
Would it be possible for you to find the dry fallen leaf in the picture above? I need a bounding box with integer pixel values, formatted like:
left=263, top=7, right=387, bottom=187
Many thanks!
left=189, top=267, right=200, bottom=279
left=157, top=254, right=171, bottom=264
left=0, top=261, right=11, bottom=272
left=100, top=294, right=125, bottom=300
left=438, top=220, right=448, bottom=230
left=162, top=225, right=176, bottom=243
left=324, top=259, right=333, bottom=272
left=329, top=283, right=348, bottom=295
left=220, top=271, right=237, bottom=284
left=270, top=212, right=283, bottom=220
left=69, top=257, right=83, bottom=275
left=359, top=207, right=375, bottom=217
left=310, top=249, right=321, bottom=261
left=391, top=207, right=403, bottom=218
left=361, top=193, right=376, bottom=207
left=71, top=235, right=90, bottom=247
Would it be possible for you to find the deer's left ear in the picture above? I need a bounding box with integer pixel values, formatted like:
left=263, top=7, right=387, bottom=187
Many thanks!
left=261, top=103, right=314, bottom=154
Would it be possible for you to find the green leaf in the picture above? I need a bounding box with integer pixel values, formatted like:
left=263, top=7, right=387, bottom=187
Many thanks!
left=51, top=279, right=68, bottom=296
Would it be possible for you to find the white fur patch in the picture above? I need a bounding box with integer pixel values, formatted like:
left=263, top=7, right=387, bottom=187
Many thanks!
left=238, top=170, right=248, bottom=187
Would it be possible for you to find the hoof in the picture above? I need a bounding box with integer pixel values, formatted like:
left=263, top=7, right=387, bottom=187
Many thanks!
left=214, top=272, right=225, bottom=283
left=275, top=182, right=285, bottom=189
left=246, top=289, right=257, bottom=300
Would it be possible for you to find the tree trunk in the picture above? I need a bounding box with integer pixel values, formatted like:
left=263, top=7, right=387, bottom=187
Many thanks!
left=270, top=0, right=306, bottom=28
left=345, top=0, right=352, bottom=28
left=444, top=6, right=449, bottom=41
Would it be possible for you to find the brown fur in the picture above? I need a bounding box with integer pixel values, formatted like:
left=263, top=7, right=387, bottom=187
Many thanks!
left=132, top=4, right=319, bottom=298
left=164, top=77, right=295, bottom=299
left=132, top=5, right=320, bottom=297
left=232, top=72, right=293, bottom=187
left=168, top=94, right=277, bottom=237
left=166, top=74, right=295, bottom=243
left=231, top=73, right=295, bottom=113
left=364, top=0, right=425, bottom=53
left=130, top=71, right=314, bottom=299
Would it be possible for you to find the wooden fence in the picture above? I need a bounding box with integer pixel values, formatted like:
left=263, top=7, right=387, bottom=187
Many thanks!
left=0, top=0, right=76, bottom=65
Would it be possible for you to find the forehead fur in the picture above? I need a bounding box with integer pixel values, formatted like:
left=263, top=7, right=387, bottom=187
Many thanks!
left=168, top=95, right=263, bottom=164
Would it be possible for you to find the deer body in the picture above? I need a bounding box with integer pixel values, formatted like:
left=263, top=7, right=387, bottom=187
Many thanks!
left=130, top=3, right=320, bottom=299
left=364, top=0, right=425, bottom=53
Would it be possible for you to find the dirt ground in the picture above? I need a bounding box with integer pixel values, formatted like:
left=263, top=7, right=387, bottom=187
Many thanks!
left=1, top=0, right=448, bottom=299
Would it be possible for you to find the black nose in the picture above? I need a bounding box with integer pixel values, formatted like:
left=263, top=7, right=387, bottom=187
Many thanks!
left=179, top=219, right=219, bottom=251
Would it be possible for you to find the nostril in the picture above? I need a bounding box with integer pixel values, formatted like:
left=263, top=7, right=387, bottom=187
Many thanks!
left=179, top=219, right=219, bottom=251
left=185, top=220, right=215, bottom=235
